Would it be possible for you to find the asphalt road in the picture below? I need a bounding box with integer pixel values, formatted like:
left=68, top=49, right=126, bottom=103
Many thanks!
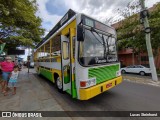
left=35, top=74, right=160, bottom=120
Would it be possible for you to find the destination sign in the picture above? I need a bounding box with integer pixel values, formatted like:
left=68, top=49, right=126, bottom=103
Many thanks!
left=84, top=18, right=94, bottom=27
left=95, top=21, right=115, bottom=35
left=82, top=15, right=116, bottom=35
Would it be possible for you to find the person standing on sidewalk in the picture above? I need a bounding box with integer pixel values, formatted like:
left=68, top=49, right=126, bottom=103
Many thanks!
left=0, top=56, right=14, bottom=93
left=4, top=66, right=19, bottom=95
left=0, top=57, right=5, bottom=91
left=0, top=65, right=3, bottom=91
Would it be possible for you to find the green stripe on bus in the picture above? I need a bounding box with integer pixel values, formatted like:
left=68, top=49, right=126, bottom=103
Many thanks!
left=72, top=80, right=77, bottom=98
left=65, top=74, right=77, bottom=99
left=64, top=75, right=70, bottom=84
left=89, top=64, right=119, bottom=84
left=66, top=81, right=77, bottom=98
left=40, top=68, right=53, bottom=82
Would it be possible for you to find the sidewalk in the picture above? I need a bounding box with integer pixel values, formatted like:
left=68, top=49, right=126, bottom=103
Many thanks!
left=0, top=68, right=72, bottom=120
left=123, top=74, right=160, bottom=87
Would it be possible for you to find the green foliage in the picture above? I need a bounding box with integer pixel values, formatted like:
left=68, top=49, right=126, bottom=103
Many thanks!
left=116, top=3, right=160, bottom=55
left=0, top=0, right=44, bottom=49
left=157, top=69, right=160, bottom=74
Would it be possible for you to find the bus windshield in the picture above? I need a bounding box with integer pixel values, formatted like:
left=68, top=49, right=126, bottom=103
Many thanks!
left=79, top=28, right=117, bottom=66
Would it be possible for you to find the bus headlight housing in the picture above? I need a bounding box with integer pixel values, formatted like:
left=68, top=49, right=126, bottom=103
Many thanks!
left=80, top=78, right=96, bottom=88
left=116, top=70, right=121, bottom=77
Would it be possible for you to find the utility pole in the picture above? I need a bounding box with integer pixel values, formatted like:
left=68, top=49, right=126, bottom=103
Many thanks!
left=140, top=0, right=158, bottom=81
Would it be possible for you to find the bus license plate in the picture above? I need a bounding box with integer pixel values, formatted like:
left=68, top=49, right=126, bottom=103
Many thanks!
left=106, top=83, right=112, bottom=88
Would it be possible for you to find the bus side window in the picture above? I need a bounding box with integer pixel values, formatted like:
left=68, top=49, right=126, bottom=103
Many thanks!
left=63, top=41, right=69, bottom=59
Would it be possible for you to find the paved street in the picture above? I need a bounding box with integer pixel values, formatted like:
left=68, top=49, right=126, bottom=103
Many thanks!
left=1, top=0, right=160, bottom=120
left=0, top=68, right=160, bottom=120
left=35, top=69, right=160, bottom=120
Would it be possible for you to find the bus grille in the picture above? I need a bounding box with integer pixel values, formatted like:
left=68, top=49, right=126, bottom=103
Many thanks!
left=88, top=64, right=119, bottom=84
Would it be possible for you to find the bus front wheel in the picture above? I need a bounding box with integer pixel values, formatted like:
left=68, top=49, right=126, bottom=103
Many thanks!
left=55, top=77, right=63, bottom=93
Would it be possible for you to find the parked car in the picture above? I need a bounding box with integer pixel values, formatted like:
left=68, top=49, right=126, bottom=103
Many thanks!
left=23, top=61, right=27, bottom=66
left=121, top=65, right=151, bottom=76
left=30, top=62, right=34, bottom=68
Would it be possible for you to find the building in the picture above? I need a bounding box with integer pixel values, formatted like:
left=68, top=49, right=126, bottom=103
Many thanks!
left=118, top=48, right=160, bottom=69
left=112, top=3, right=160, bottom=69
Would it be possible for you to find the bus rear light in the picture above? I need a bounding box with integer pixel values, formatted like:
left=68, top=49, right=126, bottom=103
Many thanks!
left=80, top=78, right=96, bottom=88
left=80, top=81, right=86, bottom=87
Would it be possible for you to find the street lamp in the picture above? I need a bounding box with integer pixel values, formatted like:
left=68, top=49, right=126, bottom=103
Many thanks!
left=140, top=18, right=144, bottom=24
left=144, top=27, right=151, bottom=34
left=140, top=9, right=149, bottom=24
left=140, top=9, right=149, bottom=18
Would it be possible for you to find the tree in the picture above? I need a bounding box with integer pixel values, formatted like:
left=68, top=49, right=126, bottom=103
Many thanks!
left=111, top=2, right=160, bottom=57
left=0, top=0, right=44, bottom=50
left=105, top=1, right=142, bottom=25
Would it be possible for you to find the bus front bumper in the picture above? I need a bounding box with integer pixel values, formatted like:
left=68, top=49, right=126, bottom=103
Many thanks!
left=79, top=76, right=122, bottom=100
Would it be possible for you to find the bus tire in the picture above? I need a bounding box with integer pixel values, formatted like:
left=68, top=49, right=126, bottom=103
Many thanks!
left=55, top=76, right=63, bottom=93
left=121, top=70, right=126, bottom=74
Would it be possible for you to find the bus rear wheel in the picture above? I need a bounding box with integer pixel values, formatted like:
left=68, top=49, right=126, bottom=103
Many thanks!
left=55, top=76, right=63, bottom=93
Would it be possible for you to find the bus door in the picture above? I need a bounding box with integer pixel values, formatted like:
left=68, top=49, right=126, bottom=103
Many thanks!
left=69, top=28, right=76, bottom=98
left=61, top=35, right=71, bottom=91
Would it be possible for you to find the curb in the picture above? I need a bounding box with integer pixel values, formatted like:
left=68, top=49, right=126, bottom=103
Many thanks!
left=123, top=76, right=160, bottom=87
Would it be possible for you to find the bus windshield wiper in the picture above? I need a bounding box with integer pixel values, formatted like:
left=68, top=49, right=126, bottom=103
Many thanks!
left=90, top=28, right=104, bottom=46
left=90, top=27, right=109, bottom=59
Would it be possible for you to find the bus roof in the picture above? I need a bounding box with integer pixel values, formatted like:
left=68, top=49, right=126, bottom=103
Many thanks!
left=36, top=9, right=76, bottom=49
left=36, top=9, right=116, bottom=50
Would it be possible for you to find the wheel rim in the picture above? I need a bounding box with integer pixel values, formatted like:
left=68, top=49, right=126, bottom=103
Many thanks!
left=140, top=72, right=144, bottom=76
left=122, top=70, right=125, bottom=74
left=56, top=77, right=62, bottom=90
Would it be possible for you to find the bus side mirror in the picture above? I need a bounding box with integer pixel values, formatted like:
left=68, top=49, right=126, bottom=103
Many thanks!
left=77, top=25, right=84, bottom=41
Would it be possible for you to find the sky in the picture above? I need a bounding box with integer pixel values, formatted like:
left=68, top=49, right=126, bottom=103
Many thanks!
left=36, top=0, right=160, bottom=35
left=21, top=0, right=160, bottom=61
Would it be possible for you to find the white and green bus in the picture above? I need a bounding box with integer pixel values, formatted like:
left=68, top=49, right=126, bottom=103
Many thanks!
left=34, top=9, right=122, bottom=100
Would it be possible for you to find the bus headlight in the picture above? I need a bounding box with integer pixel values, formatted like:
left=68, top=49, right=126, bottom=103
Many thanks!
left=116, top=70, right=121, bottom=77
left=80, top=78, right=96, bottom=88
